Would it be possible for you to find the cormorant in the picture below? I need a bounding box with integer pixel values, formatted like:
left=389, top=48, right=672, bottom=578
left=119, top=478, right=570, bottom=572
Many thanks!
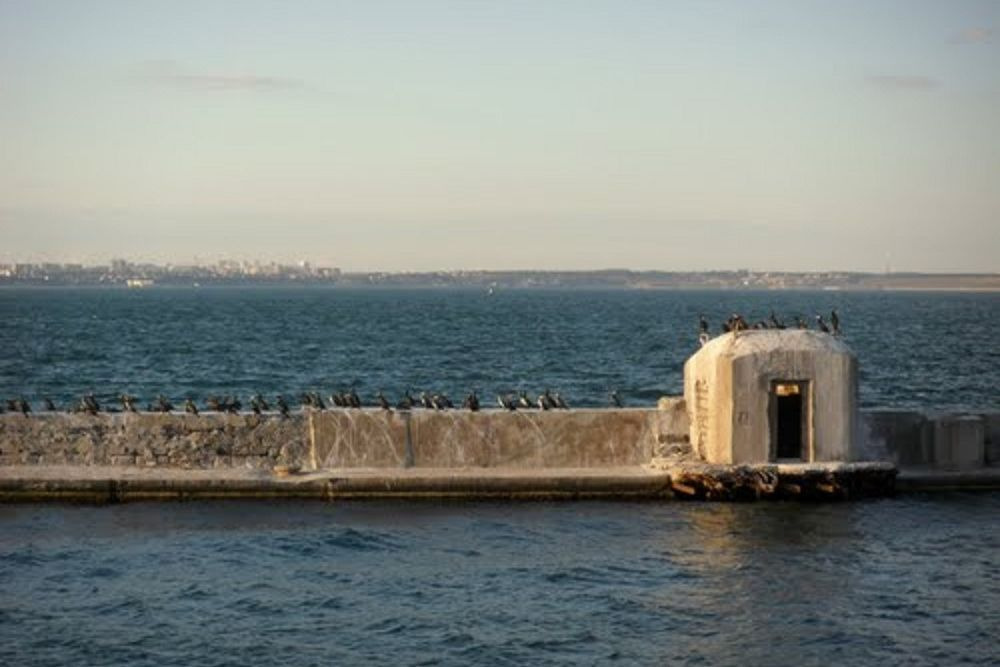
left=831, top=309, right=840, bottom=336
left=699, top=315, right=709, bottom=335
left=276, top=395, right=290, bottom=418
left=419, top=392, right=434, bottom=409
left=769, top=311, right=786, bottom=329
left=497, top=394, right=516, bottom=411
left=253, top=394, right=270, bottom=411
left=463, top=391, right=480, bottom=412
left=536, top=393, right=550, bottom=410
left=156, top=395, right=173, bottom=413
left=185, top=398, right=199, bottom=415
left=17, top=397, right=30, bottom=417
left=610, top=390, right=623, bottom=408
left=553, top=392, right=569, bottom=409
left=43, top=397, right=57, bottom=412
left=119, top=394, right=137, bottom=413
left=250, top=396, right=262, bottom=415
left=431, top=393, right=452, bottom=410
left=330, top=392, right=345, bottom=407
left=538, top=389, right=556, bottom=410
left=517, top=391, right=533, bottom=409
left=397, top=391, right=414, bottom=410
left=347, top=389, right=362, bottom=409
left=375, top=391, right=391, bottom=411
left=309, top=393, right=325, bottom=410
left=83, top=393, right=100, bottom=415
left=815, top=315, right=830, bottom=333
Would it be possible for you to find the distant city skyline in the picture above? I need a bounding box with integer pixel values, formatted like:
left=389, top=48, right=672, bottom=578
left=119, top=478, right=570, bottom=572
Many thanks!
left=1, top=1, right=998, bottom=272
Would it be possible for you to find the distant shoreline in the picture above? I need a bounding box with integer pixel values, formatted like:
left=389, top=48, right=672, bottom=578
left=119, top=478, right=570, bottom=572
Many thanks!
left=2, top=264, right=998, bottom=291
left=2, top=282, right=999, bottom=292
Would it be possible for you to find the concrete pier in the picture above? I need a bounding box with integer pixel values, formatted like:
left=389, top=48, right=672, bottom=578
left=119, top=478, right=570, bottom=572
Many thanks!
left=1, top=406, right=997, bottom=502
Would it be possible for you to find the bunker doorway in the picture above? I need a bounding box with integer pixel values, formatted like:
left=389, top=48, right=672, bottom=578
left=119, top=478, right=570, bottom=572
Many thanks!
left=772, top=381, right=809, bottom=460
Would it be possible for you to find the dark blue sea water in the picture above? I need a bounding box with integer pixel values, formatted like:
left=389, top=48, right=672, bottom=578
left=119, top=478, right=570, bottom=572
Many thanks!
left=1, top=497, right=997, bottom=666
left=0, top=287, right=997, bottom=411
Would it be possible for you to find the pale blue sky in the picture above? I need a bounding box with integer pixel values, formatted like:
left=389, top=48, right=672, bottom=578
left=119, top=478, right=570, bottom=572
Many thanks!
left=1, top=0, right=997, bottom=271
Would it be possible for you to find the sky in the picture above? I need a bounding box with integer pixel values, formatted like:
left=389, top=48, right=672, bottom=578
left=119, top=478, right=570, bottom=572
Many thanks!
left=1, top=0, right=997, bottom=272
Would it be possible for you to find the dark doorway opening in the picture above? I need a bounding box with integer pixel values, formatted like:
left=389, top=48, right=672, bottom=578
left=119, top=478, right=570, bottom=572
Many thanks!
left=774, top=383, right=805, bottom=460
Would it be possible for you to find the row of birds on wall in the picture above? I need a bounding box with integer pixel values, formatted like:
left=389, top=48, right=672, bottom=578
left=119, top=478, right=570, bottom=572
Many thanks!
left=1, top=389, right=631, bottom=417
left=3, top=311, right=841, bottom=417
left=699, top=309, right=841, bottom=344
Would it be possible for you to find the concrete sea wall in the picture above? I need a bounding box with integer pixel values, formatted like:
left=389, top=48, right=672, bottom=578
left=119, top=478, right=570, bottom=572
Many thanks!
left=0, top=406, right=691, bottom=471
left=0, top=402, right=997, bottom=501
left=1, top=403, right=997, bottom=472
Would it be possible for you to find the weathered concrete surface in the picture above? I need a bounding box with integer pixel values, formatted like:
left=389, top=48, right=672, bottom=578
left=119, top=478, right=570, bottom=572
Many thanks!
left=685, top=330, right=858, bottom=464
left=0, top=465, right=673, bottom=502
left=986, top=414, right=1000, bottom=466
left=0, top=413, right=309, bottom=469
left=310, top=408, right=677, bottom=469
left=932, top=415, right=985, bottom=470
left=862, top=411, right=931, bottom=465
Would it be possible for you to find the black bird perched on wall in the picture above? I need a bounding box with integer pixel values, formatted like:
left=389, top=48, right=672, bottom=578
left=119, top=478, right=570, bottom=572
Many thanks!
left=815, top=314, right=830, bottom=333
left=610, top=390, right=623, bottom=408
left=119, top=394, right=137, bottom=413
left=347, top=389, right=362, bottom=409
left=540, top=389, right=557, bottom=410
left=156, top=395, right=173, bottom=413
left=185, top=398, right=199, bottom=415
left=769, top=311, right=786, bottom=329
left=375, top=391, right=391, bottom=411
left=419, top=392, right=434, bottom=409
left=397, top=391, right=414, bottom=410
left=16, top=397, right=31, bottom=417
left=553, top=392, right=569, bottom=409
left=432, top=393, right=453, bottom=410
left=497, top=394, right=516, bottom=411
left=309, top=392, right=325, bottom=410
left=43, top=397, right=57, bottom=412
left=276, top=395, right=290, bottom=418
left=830, top=309, right=841, bottom=336
left=250, top=396, right=263, bottom=415
left=517, top=391, right=534, bottom=409
left=253, top=393, right=270, bottom=411
left=463, top=391, right=480, bottom=412
left=83, top=393, right=100, bottom=415
left=698, top=314, right=711, bottom=346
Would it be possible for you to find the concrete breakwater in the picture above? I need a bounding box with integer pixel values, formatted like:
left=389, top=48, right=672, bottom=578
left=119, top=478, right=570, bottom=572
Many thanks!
left=0, top=402, right=997, bottom=501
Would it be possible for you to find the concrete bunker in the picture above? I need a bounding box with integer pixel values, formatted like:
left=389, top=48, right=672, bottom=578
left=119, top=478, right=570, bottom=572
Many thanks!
left=684, top=330, right=858, bottom=464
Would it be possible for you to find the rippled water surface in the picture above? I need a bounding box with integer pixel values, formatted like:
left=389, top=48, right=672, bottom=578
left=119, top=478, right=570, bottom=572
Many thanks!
left=1, top=287, right=997, bottom=410
left=1, top=497, right=997, bottom=666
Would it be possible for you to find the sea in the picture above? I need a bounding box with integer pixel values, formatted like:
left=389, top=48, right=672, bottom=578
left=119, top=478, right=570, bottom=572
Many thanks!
left=0, top=286, right=997, bottom=410
left=1, top=287, right=998, bottom=666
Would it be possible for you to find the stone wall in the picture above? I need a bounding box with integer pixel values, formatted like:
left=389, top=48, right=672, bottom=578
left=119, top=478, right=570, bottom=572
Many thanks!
left=0, top=413, right=309, bottom=470
left=0, top=405, right=996, bottom=472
